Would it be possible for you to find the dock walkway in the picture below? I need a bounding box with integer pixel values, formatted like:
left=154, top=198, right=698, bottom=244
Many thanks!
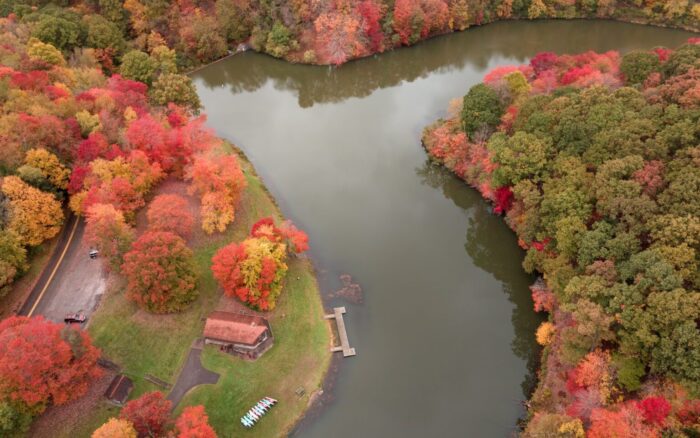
left=324, top=307, right=356, bottom=357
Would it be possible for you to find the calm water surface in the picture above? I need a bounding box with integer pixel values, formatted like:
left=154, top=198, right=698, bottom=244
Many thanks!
left=192, top=21, right=695, bottom=437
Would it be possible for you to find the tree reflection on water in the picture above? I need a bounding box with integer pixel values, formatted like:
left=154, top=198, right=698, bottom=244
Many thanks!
left=416, top=159, right=544, bottom=400
left=197, top=20, right=691, bottom=108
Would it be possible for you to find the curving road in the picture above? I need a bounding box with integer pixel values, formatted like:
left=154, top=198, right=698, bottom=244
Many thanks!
left=19, top=214, right=107, bottom=323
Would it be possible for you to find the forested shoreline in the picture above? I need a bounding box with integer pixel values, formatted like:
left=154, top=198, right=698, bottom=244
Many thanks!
left=423, top=41, right=700, bottom=436
left=1, top=0, right=699, bottom=74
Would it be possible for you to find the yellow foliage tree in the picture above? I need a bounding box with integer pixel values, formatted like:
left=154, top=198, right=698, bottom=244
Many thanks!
left=89, top=157, right=133, bottom=184
left=200, top=191, right=235, bottom=234
left=92, top=418, right=137, bottom=438
left=449, top=0, right=469, bottom=31
left=88, top=152, right=162, bottom=194
left=528, top=0, right=549, bottom=19
left=237, top=237, right=287, bottom=309
left=69, top=191, right=88, bottom=215
left=596, top=0, right=616, bottom=17
left=24, top=148, right=70, bottom=190
left=505, top=71, right=531, bottom=103
left=1, top=176, right=63, bottom=246
left=75, top=110, right=101, bottom=137
left=123, top=106, right=137, bottom=124
left=123, top=0, right=149, bottom=34
left=536, top=321, right=555, bottom=346
left=186, top=152, right=247, bottom=235
left=27, top=38, right=65, bottom=66
left=496, top=0, right=513, bottom=18
left=558, top=418, right=585, bottom=438
left=663, top=0, right=689, bottom=19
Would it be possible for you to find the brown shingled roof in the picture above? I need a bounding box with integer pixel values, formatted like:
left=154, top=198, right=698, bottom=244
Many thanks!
left=203, top=311, right=269, bottom=345
left=104, top=374, right=133, bottom=405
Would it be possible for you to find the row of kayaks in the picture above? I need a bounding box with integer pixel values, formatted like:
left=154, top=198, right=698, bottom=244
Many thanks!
left=240, top=397, right=278, bottom=428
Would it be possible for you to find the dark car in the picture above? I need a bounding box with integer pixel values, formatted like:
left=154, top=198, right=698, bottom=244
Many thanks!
left=64, top=312, right=87, bottom=324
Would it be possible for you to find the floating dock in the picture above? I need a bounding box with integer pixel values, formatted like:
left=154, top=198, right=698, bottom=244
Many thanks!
left=324, top=307, right=356, bottom=357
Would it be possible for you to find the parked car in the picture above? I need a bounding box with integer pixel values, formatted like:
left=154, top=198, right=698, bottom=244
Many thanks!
left=64, top=312, right=87, bottom=324
left=89, top=249, right=99, bottom=259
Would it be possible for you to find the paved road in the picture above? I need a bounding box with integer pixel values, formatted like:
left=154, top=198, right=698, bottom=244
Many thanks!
left=167, top=339, right=220, bottom=408
left=19, top=215, right=107, bottom=324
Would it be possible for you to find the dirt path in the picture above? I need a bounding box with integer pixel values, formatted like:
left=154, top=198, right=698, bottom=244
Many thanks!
left=167, top=339, right=220, bottom=409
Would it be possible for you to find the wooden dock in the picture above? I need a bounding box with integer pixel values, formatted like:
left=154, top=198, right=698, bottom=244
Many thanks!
left=324, top=307, right=356, bottom=357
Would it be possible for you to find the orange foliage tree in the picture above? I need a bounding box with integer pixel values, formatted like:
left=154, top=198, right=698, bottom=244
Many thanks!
left=1, top=176, right=64, bottom=247
left=186, top=152, right=247, bottom=234
left=588, top=403, right=658, bottom=438
left=85, top=203, right=135, bottom=269
left=146, top=194, right=195, bottom=238
left=121, top=231, right=197, bottom=313
left=0, top=316, right=101, bottom=411
left=314, top=9, right=366, bottom=65
left=393, top=0, right=449, bottom=45
left=173, top=405, right=217, bottom=438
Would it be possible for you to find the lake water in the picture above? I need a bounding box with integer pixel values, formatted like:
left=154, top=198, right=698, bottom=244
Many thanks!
left=192, top=20, right=695, bottom=437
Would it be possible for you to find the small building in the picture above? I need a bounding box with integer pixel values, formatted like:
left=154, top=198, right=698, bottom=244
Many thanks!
left=104, top=374, right=133, bottom=406
left=203, top=311, right=273, bottom=360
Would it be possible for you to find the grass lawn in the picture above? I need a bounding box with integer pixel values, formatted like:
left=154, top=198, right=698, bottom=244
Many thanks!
left=65, top=149, right=331, bottom=437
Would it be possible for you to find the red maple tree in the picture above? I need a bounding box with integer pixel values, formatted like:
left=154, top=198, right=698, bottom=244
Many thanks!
left=638, top=396, right=671, bottom=427
left=358, top=0, right=384, bottom=53
left=493, top=186, right=514, bottom=214
left=0, top=316, right=101, bottom=409
left=120, top=391, right=172, bottom=438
